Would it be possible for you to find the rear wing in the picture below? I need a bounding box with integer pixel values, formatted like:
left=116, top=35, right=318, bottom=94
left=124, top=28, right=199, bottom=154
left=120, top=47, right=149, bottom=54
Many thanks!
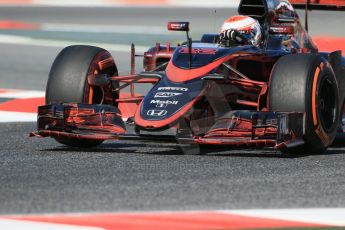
left=290, top=0, right=345, bottom=11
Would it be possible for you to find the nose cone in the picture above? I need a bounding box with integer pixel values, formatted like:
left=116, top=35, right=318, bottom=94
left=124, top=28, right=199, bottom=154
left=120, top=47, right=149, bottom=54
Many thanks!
left=134, top=77, right=202, bottom=129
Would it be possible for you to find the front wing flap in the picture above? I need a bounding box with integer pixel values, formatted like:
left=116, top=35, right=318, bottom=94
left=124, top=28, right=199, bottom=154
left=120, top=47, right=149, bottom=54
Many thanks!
left=31, top=104, right=305, bottom=150
left=31, top=103, right=126, bottom=140
left=195, top=111, right=305, bottom=149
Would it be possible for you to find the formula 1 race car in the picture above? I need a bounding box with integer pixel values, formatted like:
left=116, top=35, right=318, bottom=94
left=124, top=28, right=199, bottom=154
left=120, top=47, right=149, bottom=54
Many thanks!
left=31, top=0, right=345, bottom=154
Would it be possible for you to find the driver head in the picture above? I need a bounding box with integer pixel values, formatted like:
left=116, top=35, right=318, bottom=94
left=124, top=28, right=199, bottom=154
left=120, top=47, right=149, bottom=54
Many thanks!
left=221, top=15, right=262, bottom=46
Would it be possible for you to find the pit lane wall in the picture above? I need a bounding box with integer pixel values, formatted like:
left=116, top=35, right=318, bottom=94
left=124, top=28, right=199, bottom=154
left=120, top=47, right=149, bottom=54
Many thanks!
left=0, top=0, right=241, bottom=7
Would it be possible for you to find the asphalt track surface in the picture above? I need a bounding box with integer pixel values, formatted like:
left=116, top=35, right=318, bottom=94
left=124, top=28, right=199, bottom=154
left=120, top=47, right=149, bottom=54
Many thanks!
left=1, top=7, right=345, bottom=215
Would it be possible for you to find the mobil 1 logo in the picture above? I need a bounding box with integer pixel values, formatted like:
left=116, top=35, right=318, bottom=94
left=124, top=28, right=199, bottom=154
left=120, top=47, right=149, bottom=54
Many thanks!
left=150, top=100, right=178, bottom=108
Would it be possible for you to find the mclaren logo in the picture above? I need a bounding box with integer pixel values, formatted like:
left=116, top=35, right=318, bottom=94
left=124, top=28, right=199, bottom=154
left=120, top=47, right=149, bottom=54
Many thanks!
left=154, top=92, right=182, bottom=98
left=147, top=109, right=168, bottom=117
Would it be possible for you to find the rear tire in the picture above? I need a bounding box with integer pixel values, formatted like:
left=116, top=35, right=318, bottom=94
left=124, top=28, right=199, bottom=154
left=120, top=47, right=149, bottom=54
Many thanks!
left=46, top=45, right=118, bottom=148
left=269, top=54, right=339, bottom=154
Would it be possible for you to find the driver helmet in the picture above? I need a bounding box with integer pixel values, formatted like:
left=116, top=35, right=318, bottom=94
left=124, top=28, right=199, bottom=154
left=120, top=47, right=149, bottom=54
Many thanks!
left=221, top=15, right=262, bottom=46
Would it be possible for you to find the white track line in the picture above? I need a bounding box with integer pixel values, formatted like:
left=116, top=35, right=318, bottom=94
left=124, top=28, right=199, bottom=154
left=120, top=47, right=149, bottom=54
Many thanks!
left=0, top=111, right=37, bottom=122
left=0, top=218, right=104, bottom=230
left=34, top=0, right=111, bottom=7
left=1, top=209, right=345, bottom=229
left=0, top=90, right=45, bottom=99
left=0, top=89, right=44, bottom=123
left=41, top=24, right=168, bottom=35
left=0, top=0, right=240, bottom=8
left=0, top=35, right=150, bottom=52
left=223, top=208, right=345, bottom=226
left=168, top=0, right=239, bottom=8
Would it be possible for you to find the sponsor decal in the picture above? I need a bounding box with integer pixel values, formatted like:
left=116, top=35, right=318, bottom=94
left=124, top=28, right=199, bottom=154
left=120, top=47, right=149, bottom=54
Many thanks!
left=150, top=100, right=178, bottom=108
left=158, top=87, right=188, bottom=92
left=269, top=26, right=294, bottom=34
left=147, top=109, right=168, bottom=117
left=179, top=48, right=217, bottom=55
left=154, top=92, right=182, bottom=98
left=168, top=22, right=189, bottom=31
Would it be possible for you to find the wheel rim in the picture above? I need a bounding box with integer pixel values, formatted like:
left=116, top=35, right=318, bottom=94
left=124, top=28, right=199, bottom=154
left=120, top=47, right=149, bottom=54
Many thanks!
left=318, top=75, right=337, bottom=132
left=84, top=51, right=115, bottom=105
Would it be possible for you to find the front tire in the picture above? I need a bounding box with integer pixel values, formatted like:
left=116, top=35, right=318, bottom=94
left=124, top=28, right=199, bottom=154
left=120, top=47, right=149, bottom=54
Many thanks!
left=46, top=45, right=118, bottom=148
left=270, top=54, right=339, bottom=154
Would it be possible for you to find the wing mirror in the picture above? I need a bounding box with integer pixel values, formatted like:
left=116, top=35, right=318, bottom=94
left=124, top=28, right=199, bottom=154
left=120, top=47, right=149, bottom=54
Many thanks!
left=167, top=21, right=193, bottom=68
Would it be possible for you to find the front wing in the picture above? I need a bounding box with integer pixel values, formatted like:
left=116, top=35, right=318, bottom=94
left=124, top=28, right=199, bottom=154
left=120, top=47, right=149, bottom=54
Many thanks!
left=30, top=103, right=305, bottom=150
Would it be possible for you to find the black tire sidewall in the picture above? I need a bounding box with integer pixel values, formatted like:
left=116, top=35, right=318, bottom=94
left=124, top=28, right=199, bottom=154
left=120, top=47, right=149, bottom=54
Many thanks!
left=270, top=54, right=339, bottom=154
left=305, top=60, right=339, bottom=150
left=45, top=45, right=118, bottom=148
left=46, top=45, right=117, bottom=104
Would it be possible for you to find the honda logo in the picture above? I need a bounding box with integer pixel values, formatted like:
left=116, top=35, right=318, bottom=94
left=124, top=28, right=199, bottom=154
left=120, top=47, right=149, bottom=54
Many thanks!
left=147, top=110, right=168, bottom=117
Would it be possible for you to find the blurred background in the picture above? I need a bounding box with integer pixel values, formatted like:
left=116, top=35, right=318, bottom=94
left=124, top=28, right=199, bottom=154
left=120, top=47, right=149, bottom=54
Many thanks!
left=0, top=0, right=344, bottom=91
